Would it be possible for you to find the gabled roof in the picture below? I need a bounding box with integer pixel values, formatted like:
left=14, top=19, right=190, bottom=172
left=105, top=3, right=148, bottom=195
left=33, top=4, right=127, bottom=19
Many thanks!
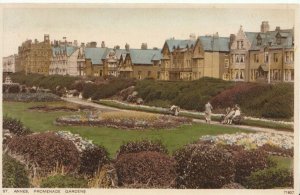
left=129, top=49, right=162, bottom=65
left=52, top=45, right=78, bottom=57
left=249, top=29, right=294, bottom=50
left=165, top=39, right=196, bottom=52
left=244, top=32, right=258, bottom=44
left=199, top=36, right=230, bottom=52
left=84, top=47, right=108, bottom=65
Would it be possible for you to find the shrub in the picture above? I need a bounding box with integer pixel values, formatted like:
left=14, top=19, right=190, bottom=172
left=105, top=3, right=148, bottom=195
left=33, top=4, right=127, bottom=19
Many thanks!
left=82, top=83, right=98, bottom=99
left=258, top=144, right=293, bottom=157
left=173, top=144, right=235, bottom=189
left=78, top=146, right=110, bottom=177
left=6, top=132, right=80, bottom=176
left=97, top=164, right=118, bottom=188
left=3, top=116, right=32, bottom=136
left=234, top=149, right=269, bottom=184
left=40, top=174, right=88, bottom=188
left=211, top=82, right=293, bottom=119
left=135, top=78, right=234, bottom=112
left=10, top=72, right=80, bottom=91
left=261, top=95, right=293, bottom=118
left=243, top=167, right=293, bottom=189
left=8, top=85, right=20, bottom=93
left=2, top=154, right=30, bottom=188
left=115, top=151, right=176, bottom=188
left=117, top=140, right=168, bottom=157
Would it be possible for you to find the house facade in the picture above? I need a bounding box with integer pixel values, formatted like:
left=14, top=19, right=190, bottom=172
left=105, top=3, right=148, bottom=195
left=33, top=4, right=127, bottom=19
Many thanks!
left=118, top=44, right=161, bottom=80
left=17, top=34, right=52, bottom=75
left=3, top=54, right=18, bottom=73
left=160, top=34, right=230, bottom=81
left=49, top=40, right=79, bottom=76
left=247, top=22, right=294, bottom=83
left=229, top=26, right=257, bottom=81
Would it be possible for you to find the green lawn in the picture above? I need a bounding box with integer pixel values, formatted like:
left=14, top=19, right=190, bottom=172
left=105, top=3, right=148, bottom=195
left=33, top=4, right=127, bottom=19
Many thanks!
left=3, top=101, right=250, bottom=157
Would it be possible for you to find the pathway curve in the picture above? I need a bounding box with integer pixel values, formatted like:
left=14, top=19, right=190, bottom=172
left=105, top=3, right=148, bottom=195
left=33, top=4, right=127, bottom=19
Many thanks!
left=62, top=97, right=293, bottom=136
left=61, top=97, right=122, bottom=112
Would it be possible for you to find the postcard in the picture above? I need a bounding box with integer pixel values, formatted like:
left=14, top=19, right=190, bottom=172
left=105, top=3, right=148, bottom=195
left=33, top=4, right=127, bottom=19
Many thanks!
left=1, top=3, right=299, bottom=195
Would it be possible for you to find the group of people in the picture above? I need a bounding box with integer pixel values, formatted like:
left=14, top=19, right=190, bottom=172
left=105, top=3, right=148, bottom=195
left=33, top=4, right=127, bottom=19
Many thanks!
left=170, top=102, right=241, bottom=125
left=221, top=104, right=241, bottom=124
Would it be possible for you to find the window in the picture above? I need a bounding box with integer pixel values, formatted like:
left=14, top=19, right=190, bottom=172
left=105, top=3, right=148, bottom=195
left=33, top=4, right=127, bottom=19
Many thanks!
left=254, top=54, right=259, bottom=63
left=274, top=53, right=279, bottom=63
left=148, top=71, right=151, bottom=77
left=138, top=71, right=142, bottom=80
left=235, top=55, right=240, bottom=63
left=276, top=37, right=281, bottom=45
left=257, top=38, right=262, bottom=46
left=241, top=55, right=245, bottom=63
left=285, top=52, right=290, bottom=63
left=264, top=52, right=269, bottom=63
left=291, top=52, right=294, bottom=62
left=157, top=71, right=160, bottom=79
left=224, top=59, right=229, bottom=68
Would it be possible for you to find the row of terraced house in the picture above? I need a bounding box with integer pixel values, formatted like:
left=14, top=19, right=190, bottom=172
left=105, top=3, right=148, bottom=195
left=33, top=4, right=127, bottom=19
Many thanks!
left=4, top=21, right=294, bottom=83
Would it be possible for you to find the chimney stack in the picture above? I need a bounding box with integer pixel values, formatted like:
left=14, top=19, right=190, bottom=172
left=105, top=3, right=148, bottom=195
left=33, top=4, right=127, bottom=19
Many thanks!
left=101, top=41, right=105, bottom=48
left=275, top=26, right=280, bottom=31
left=260, top=21, right=270, bottom=33
left=44, top=34, right=50, bottom=43
left=230, top=34, right=236, bottom=47
left=189, top=33, right=196, bottom=40
left=114, top=45, right=120, bottom=50
left=125, top=43, right=130, bottom=51
left=141, top=43, right=148, bottom=50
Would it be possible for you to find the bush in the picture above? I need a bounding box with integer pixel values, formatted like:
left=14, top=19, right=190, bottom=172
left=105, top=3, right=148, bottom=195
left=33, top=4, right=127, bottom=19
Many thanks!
left=78, top=146, right=110, bottom=177
left=97, top=164, right=118, bottom=188
left=261, top=95, right=293, bottom=118
left=243, top=167, right=293, bottom=189
left=40, top=174, right=88, bottom=188
left=2, top=154, right=30, bottom=188
left=234, top=149, right=270, bottom=184
left=115, top=151, right=176, bottom=188
left=3, top=116, right=32, bottom=136
left=8, top=85, right=20, bottom=93
left=173, top=144, right=235, bottom=189
left=10, top=72, right=80, bottom=91
left=6, top=132, right=80, bottom=176
left=211, top=82, right=293, bottom=119
left=117, top=140, right=168, bottom=157
left=258, top=144, right=293, bottom=157
left=135, top=78, right=234, bottom=112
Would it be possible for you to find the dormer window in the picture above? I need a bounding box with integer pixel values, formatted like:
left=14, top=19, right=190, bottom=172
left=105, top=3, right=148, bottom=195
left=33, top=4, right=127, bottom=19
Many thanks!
left=257, top=37, right=262, bottom=46
left=276, top=33, right=281, bottom=45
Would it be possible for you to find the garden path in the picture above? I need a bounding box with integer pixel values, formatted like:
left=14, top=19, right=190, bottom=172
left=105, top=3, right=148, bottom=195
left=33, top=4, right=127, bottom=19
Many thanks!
left=62, top=97, right=293, bottom=136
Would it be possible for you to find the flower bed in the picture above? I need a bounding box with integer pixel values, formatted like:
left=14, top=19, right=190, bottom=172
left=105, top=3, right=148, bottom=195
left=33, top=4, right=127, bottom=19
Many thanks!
left=199, top=133, right=293, bottom=155
left=56, top=111, right=192, bottom=130
left=28, top=104, right=94, bottom=112
left=3, top=93, right=61, bottom=102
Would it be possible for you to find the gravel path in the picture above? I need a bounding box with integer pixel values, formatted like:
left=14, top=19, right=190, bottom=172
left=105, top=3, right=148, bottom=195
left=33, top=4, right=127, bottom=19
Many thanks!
left=62, top=97, right=293, bottom=136
left=192, top=119, right=293, bottom=136
left=61, top=97, right=123, bottom=112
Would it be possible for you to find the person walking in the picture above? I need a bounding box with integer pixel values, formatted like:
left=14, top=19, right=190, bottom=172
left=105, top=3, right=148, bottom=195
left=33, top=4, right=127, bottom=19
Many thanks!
left=204, top=101, right=213, bottom=124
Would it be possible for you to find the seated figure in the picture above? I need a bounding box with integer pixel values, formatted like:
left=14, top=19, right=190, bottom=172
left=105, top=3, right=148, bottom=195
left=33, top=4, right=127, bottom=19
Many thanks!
left=170, top=105, right=180, bottom=116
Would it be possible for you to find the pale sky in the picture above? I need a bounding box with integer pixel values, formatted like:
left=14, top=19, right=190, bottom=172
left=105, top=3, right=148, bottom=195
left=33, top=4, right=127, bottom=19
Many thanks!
left=2, top=6, right=295, bottom=56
